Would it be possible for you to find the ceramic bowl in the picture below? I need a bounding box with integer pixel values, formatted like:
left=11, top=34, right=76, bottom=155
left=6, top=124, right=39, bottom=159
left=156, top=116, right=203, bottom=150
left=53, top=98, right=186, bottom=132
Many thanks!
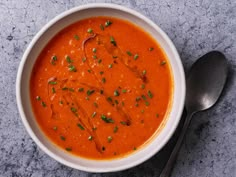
left=16, top=3, right=185, bottom=172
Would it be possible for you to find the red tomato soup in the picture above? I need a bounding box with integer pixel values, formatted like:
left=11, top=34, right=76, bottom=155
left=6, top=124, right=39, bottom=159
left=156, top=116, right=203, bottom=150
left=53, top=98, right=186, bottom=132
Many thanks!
left=30, top=17, right=173, bottom=159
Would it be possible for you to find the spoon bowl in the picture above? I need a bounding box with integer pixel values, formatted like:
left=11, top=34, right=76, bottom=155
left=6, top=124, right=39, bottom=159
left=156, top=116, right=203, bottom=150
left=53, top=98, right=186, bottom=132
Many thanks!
left=186, top=51, right=228, bottom=113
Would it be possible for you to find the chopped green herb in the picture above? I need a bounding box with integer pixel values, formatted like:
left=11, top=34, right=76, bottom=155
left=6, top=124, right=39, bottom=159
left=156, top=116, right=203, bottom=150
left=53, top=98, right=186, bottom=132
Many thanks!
left=113, top=126, right=118, bottom=133
left=68, top=65, right=77, bottom=72
left=52, top=87, right=56, bottom=93
left=92, top=127, right=97, bottom=131
left=101, top=115, right=114, bottom=123
left=53, top=126, right=57, bottom=130
left=108, top=64, right=113, bottom=68
left=93, top=55, right=97, bottom=59
left=107, top=97, right=113, bottom=102
left=98, top=59, right=102, bottom=63
left=65, top=147, right=72, bottom=151
left=100, top=71, right=104, bottom=75
left=126, top=51, right=132, bottom=56
left=88, top=135, right=93, bottom=141
left=41, top=101, right=46, bottom=107
left=135, top=103, right=139, bottom=107
left=133, top=147, right=137, bottom=150
left=51, top=55, right=57, bottom=65
left=71, top=107, right=78, bottom=116
left=36, top=96, right=41, bottom=101
left=82, top=57, right=86, bottom=62
left=107, top=136, right=113, bottom=143
left=121, top=101, right=125, bottom=106
left=149, top=47, right=154, bottom=51
left=112, top=55, right=118, bottom=58
left=147, top=90, right=153, bottom=98
left=105, top=20, right=112, bottom=27
left=114, top=90, right=120, bottom=96
left=66, top=56, right=72, bottom=63
left=100, top=24, right=104, bottom=30
left=78, top=88, right=84, bottom=92
left=92, top=48, right=97, bottom=53
left=87, top=28, right=93, bottom=33
left=141, top=110, right=145, bottom=113
left=120, top=121, right=127, bottom=125
left=141, top=84, right=145, bottom=89
left=136, top=96, right=141, bottom=101
left=156, top=113, right=159, bottom=118
left=68, top=88, right=74, bottom=92
left=122, top=89, right=127, bottom=93
left=134, top=54, right=139, bottom=60
left=114, top=100, right=119, bottom=105
left=91, top=112, right=97, bottom=118
left=94, top=102, right=98, bottom=107
left=161, top=60, right=166, bottom=65
left=145, top=101, right=150, bottom=106
left=59, top=100, right=63, bottom=104
left=87, top=89, right=95, bottom=96
left=85, top=97, right=89, bottom=100
left=52, top=55, right=57, bottom=61
left=102, top=77, right=106, bottom=83
left=77, top=123, right=85, bottom=130
left=74, top=34, right=79, bottom=40
left=142, top=70, right=147, bottom=75
left=110, top=36, right=116, bottom=46
left=48, top=81, right=57, bottom=85
left=60, top=136, right=66, bottom=141
left=142, top=95, right=147, bottom=101
left=87, top=69, right=91, bottom=73
left=62, top=87, right=68, bottom=90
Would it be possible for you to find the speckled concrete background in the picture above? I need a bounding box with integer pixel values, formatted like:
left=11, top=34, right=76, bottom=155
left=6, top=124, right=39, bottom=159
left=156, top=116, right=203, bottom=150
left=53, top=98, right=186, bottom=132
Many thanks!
left=0, top=0, right=235, bottom=177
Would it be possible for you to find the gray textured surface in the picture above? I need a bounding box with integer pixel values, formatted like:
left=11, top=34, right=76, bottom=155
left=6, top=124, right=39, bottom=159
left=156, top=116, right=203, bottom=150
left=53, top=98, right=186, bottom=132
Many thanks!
left=0, top=0, right=235, bottom=177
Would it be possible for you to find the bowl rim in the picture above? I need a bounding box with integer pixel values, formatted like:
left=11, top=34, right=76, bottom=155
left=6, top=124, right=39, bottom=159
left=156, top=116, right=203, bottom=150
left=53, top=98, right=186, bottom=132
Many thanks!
left=16, top=3, right=186, bottom=173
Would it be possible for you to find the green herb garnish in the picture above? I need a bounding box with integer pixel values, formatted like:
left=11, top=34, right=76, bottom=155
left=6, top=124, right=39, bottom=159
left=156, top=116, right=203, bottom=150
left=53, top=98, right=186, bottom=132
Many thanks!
left=68, top=65, right=77, bottom=72
left=66, top=56, right=72, bottom=63
left=77, top=123, right=85, bottom=130
left=134, top=54, right=139, bottom=60
left=74, top=34, right=79, bottom=40
left=126, top=51, right=132, bottom=56
left=107, top=136, right=113, bottom=143
left=52, top=87, right=56, bottom=93
left=88, top=135, right=93, bottom=141
left=110, top=36, right=116, bottom=46
left=60, top=136, right=66, bottom=141
left=101, top=115, right=114, bottom=123
left=87, top=89, right=95, bottom=96
left=92, top=112, right=97, bottom=118
left=87, top=28, right=93, bottom=33
left=48, top=81, right=57, bottom=85
left=114, top=90, right=119, bottom=96
left=100, top=24, right=104, bottom=30
left=105, top=20, right=112, bottom=27
left=148, top=90, right=153, bottom=98
left=41, top=101, right=46, bottom=107
left=113, top=126, right=118, bottom=133
left=78, top=88, right=84, bottom=92
left=36, top=96, right=41, bottom=101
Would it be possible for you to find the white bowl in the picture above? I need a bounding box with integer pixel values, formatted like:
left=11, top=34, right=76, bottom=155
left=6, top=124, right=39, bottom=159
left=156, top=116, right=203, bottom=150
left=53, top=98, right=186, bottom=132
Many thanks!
left=16, top=3, right=185, bottom=173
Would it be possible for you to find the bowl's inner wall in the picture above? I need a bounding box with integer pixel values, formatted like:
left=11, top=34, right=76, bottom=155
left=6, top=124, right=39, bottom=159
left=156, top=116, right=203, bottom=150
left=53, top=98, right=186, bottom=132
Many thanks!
left=19, top=6, right=184, bottom=171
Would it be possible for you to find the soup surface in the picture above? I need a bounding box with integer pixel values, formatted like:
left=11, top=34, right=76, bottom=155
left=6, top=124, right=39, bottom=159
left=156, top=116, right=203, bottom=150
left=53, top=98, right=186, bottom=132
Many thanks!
left=30, top=17, right=173, bottom=159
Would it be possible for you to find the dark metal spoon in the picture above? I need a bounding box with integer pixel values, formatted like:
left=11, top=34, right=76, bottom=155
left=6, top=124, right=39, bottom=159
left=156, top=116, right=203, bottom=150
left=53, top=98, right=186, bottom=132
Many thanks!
left=160, top=51, right=228, bottom=177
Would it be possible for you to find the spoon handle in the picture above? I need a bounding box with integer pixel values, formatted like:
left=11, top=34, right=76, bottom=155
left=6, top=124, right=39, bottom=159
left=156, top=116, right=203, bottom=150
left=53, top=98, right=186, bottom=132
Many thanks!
left=160, top=112, right=194, bottom=177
